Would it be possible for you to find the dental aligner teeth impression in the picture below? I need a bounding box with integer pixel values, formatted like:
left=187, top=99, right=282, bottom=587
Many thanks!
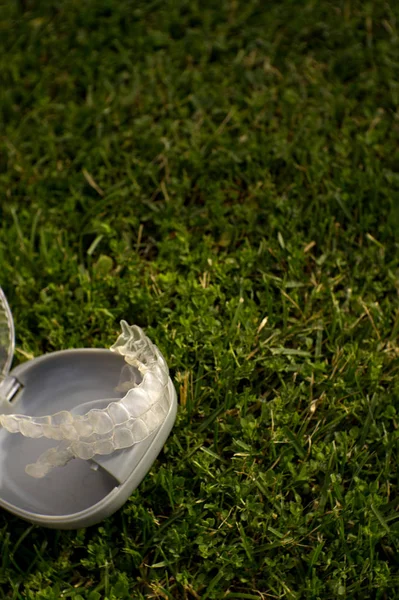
left=0, top=322, right=170, bottom=478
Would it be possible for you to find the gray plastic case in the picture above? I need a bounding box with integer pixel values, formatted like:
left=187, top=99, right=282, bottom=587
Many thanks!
left=0, top=290, right=177, bottom=529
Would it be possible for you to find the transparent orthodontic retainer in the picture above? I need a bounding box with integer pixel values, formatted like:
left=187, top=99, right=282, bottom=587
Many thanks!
left=0, top=288, right=177, bottom=529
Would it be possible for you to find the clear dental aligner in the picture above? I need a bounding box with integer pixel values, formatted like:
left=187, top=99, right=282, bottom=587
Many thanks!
left=0, top=322, right=170, bottom=478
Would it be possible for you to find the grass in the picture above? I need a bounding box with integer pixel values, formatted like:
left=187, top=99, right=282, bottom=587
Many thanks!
left=1, top=0, right=399, bottom=597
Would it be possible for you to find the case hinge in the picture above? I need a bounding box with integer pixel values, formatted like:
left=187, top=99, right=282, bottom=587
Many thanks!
left=0, top=376, right=22, bottom=403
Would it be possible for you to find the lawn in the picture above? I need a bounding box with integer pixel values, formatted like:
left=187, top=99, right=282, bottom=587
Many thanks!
left=1, top=0, right=399, bottom=598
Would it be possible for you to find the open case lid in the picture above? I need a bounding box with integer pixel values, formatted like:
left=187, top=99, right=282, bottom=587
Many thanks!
left=0, top=287, right=14, bottom=383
